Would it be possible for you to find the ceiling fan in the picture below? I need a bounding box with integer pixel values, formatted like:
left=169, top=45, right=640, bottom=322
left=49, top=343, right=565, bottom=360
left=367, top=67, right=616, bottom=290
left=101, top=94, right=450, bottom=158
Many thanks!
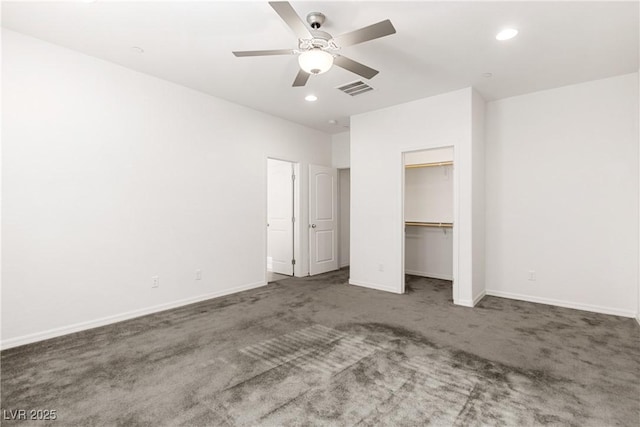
left=232, top=1, right=396, bottom=87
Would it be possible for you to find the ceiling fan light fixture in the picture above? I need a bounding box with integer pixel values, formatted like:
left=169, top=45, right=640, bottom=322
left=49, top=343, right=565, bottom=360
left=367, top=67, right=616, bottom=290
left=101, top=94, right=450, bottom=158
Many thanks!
left=298, top=48, right=334, bottom=75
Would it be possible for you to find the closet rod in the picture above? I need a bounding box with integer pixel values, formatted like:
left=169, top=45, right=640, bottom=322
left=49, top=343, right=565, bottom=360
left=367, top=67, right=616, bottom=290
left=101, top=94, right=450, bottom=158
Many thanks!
left=405, top=160, right=453, bottom=169
left=405, top=222, right=453, bottom=228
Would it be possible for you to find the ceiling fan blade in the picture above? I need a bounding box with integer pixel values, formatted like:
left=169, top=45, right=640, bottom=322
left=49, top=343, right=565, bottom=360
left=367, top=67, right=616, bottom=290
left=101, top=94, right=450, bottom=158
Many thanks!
left=269, top=2, right=313, bottom=40
left=232, top=49, right=295, bottom=57
left=292, top=69, right=311, bottom=87
left=333, top=19, right=396, bottom=47
left=334, top=55, right=379, bottom=80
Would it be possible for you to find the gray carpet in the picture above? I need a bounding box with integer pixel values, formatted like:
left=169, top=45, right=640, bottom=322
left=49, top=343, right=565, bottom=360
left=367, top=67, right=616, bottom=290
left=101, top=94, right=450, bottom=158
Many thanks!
left=1, top=269, right=639, bottom=426
left=267, top=271, right=290, bottom=284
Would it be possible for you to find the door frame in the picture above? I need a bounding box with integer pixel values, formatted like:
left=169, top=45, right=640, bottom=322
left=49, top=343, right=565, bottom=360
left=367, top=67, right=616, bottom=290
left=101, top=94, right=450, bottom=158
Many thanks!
left=265, top=157, right=300, bottom=282
left=400, top=145, right=459, bottom=302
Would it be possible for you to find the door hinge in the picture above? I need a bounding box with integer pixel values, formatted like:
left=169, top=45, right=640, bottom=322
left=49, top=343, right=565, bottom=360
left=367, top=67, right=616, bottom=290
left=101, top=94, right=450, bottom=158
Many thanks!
left=292, top=174, right=296, bottom=181
left=292, top=216, right=295, bottom=223
left=292, top=259, right=296, bottom=265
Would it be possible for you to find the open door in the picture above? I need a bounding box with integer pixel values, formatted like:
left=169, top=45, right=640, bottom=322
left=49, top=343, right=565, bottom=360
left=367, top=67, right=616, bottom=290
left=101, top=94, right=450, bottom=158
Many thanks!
left=268, top=159, right=294, bottom=276
left=309, top=164, right=338, bottom=275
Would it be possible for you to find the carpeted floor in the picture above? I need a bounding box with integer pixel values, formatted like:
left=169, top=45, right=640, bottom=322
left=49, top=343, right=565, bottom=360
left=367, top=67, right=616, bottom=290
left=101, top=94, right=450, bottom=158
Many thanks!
left=267, top=271, right=290, bottom=284
left=1, top=269, right=639, bottom=426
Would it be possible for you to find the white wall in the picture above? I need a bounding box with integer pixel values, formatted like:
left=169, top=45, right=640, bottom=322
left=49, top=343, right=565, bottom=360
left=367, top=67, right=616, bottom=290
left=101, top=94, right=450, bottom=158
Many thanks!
left=405, top=147, right=454, bottom=165
left=405, top=226, right=453, bottom=280
left=338, top=169, right=350, bottom=268
left=350, top=88, right=484, bottom=305
left=405, top=166, right=454, bottom=223
left=485, top=73, right=639, bottom=317
left=471, top=90, right=486, bottom=303
left=331, top=132, right=350, bottom=169
left=1, top=30, right=331, bottom=348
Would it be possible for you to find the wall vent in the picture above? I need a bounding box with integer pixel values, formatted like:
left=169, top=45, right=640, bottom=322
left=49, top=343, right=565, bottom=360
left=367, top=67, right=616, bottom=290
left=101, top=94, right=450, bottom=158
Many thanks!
left=336, top=81, right=374, bottom=96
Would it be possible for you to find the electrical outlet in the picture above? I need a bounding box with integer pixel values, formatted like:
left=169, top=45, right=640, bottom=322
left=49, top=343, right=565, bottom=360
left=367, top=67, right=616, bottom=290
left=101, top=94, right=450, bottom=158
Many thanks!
left=528, top=270, right=536, bottom=281
left=195, top=269, right=202, bottom=280
left=378, top=263, right=384, bottom=272
left=152, top=276, right=159, bottom=288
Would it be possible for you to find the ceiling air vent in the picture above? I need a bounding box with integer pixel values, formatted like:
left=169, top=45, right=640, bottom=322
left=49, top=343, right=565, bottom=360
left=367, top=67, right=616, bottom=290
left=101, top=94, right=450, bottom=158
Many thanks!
left=336, top=81, right=374, bottom=96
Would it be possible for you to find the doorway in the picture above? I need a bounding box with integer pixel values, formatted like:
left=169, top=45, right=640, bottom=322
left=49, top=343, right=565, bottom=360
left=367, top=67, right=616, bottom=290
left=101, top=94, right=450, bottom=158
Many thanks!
left=267, top=158, right=296, bottom=283
left=338, top=168, right=350, bottom=269
left=402, top=147, right=455, bottom=300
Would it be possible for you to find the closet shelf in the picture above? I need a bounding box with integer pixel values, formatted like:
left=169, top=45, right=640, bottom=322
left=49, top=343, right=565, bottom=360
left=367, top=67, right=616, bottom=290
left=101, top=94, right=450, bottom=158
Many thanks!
left=405, top=161, right=453, bottom=169
left=405, top=221, right=453, bottom=228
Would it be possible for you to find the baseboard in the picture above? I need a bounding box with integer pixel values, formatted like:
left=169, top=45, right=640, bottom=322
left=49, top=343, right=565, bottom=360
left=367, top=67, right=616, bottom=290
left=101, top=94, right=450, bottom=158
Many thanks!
left=339, top=262, right=350, bottom=268
left=1, top=280, right=267, bottom=350
left=473, top=290, right=486, bottom=306
left=404, top=270, right=453, bottom=281
left=454, top=299, right=474, bottom=308
left=636, top=314, right=640, bottom=326
left=454, top=291, right=485, bottom=308
left=349, top=279, right=402, bottom=294
left=485, top=289, right=637, bottom=318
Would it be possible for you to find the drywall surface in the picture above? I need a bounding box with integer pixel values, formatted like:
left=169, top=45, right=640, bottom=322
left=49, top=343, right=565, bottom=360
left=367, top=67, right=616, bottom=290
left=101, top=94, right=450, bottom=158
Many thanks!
left=485, top=73, right=639, bottom=317
left=339, top=169, right=350, bottom=268
left=350, top=88, right=482, bottom=304
left=405, top=226, right=453, bottom=280
left=405, top=147, right=454, bottom=165
left=471, top=90, right=486, bottom=304
left=332, top=132, right=350, bottom=169
left=405, top=166, right=454, bottom=223
left=1, top=30, right=331, bottom=347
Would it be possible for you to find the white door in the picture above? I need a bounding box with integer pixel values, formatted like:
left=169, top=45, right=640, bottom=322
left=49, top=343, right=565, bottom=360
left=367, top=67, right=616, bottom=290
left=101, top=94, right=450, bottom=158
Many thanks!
left=309, top=164, right=338, bottom=275
left=267, top=159, right=294, bottom=275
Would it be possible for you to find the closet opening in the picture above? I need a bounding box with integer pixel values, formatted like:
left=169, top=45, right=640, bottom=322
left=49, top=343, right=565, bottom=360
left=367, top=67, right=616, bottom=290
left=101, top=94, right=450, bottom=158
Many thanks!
left=402, top=147, right=455, bottom=301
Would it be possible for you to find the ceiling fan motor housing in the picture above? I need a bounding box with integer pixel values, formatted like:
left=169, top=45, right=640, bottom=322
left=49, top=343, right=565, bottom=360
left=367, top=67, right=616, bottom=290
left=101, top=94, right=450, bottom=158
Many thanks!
left=306, top=12, right=326, bottom=29
left=299, top=31, right=335, bottom=51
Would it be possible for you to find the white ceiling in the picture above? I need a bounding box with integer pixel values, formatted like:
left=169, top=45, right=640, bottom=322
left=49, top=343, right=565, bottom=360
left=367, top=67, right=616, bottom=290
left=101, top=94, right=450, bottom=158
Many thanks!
left=2, top=1, right=638, bottom=134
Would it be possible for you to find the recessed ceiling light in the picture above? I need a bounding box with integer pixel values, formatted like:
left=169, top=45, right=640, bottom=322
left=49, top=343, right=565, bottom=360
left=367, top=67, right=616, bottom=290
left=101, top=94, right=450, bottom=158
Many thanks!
left=328, top=119, right=337, bottom=125
left=496, top=28, right=518, bottom=41
left=131, top=46, right=144, bottom=54
left=482, top=72, right=493, bottom=78
left=305, top=95, right=318, bottom=102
